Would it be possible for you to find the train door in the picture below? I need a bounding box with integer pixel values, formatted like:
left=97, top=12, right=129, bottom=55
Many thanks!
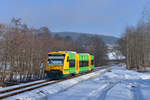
left=75, top=54, right=79, bottom=74
left=89, top=55, right=91, bottom=71
left=63, top=53, right=69, bottom=75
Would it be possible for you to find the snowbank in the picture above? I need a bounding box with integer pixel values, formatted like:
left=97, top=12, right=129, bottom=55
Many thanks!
left=4, top=68, right=109, bottom=100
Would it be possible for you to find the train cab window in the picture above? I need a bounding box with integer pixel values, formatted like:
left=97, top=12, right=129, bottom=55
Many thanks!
left=48, top=54, right=65, bottom=66
left=69, top=60, right=75, bottom=68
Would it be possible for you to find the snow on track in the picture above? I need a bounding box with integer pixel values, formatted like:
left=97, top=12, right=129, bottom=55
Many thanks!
left=0, top=81, right=55, bottom=98
left=3, top=67, right=109, bottom=100
left=0, top=80, right=47, bottom=92
left=4, top=65, right=150, bottom=100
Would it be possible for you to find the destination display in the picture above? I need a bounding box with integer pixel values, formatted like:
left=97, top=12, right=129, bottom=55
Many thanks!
left=48, top=56, right=65, bottom=59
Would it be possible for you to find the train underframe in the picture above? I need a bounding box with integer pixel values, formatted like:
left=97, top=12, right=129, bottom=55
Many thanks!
left=45, top=70, right=64, bottom=80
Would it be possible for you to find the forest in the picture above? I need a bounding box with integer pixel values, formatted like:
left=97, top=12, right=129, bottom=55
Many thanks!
left=0, top=18, right=107, bottom=84
left=118, top=7, right=150, bottom=71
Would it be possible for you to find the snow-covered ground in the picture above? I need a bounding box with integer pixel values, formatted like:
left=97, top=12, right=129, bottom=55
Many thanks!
left=4, top=65, right=150, bottom=100
left=4, top=67, right=109, bottom=100
left=47, top=66, right=150, bottom=100
left=107, top=52, right=125, bottom=60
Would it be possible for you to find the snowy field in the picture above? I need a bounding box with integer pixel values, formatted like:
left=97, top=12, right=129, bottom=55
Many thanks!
left=47, top=66, right=150, bottom=100
left=4, top=65, right=150, bottom=100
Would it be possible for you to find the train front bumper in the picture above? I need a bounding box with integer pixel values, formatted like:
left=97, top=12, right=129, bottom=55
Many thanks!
left=45, top=70, right=63, bottom=79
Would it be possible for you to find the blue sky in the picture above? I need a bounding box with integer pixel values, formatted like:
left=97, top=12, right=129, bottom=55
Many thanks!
left=0, top=0, right=149, bottom=37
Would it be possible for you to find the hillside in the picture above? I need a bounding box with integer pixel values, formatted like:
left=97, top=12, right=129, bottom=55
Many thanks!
left=52, top=32, right=119, bottom=45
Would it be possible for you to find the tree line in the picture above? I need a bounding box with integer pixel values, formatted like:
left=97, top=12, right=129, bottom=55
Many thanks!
left=0, top=18, right=107, bottom=84
left=118, top=7, right=150, bottom=71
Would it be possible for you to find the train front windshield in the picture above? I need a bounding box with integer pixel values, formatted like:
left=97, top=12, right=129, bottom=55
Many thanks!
left=48, top=54, right=65, bottom=66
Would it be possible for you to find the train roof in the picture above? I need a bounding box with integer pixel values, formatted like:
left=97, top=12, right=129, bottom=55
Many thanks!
left=48, top=51, right=76, bottom=53
left=48, top=51, right=93, bottom=56
left=78, top=53, right=90, bottom=55
left=60, top=51, right=77, bottom=53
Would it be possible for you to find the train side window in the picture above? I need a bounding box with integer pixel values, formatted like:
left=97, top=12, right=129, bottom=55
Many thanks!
left=69, top=60, right=75, bottom=68
left=79, top=61, right=83, bottom=67
left=82, top=61, right=85, bottom=66
left=91, top=60, right=94, bottom=65
left=84, top=61, right=88, bottom=66
left=85, top=61, right=88, bottom=66
left=67, top=56, right=69, bottom=62
left=80, top=61, right=88, bottom=67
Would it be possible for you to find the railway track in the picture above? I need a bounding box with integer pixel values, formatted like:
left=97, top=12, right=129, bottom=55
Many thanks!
left=0, top=73, right=88, bottom=99
left=0, top=66, right=111, bottom=99
left=0, top=80, right=62, bottom=99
